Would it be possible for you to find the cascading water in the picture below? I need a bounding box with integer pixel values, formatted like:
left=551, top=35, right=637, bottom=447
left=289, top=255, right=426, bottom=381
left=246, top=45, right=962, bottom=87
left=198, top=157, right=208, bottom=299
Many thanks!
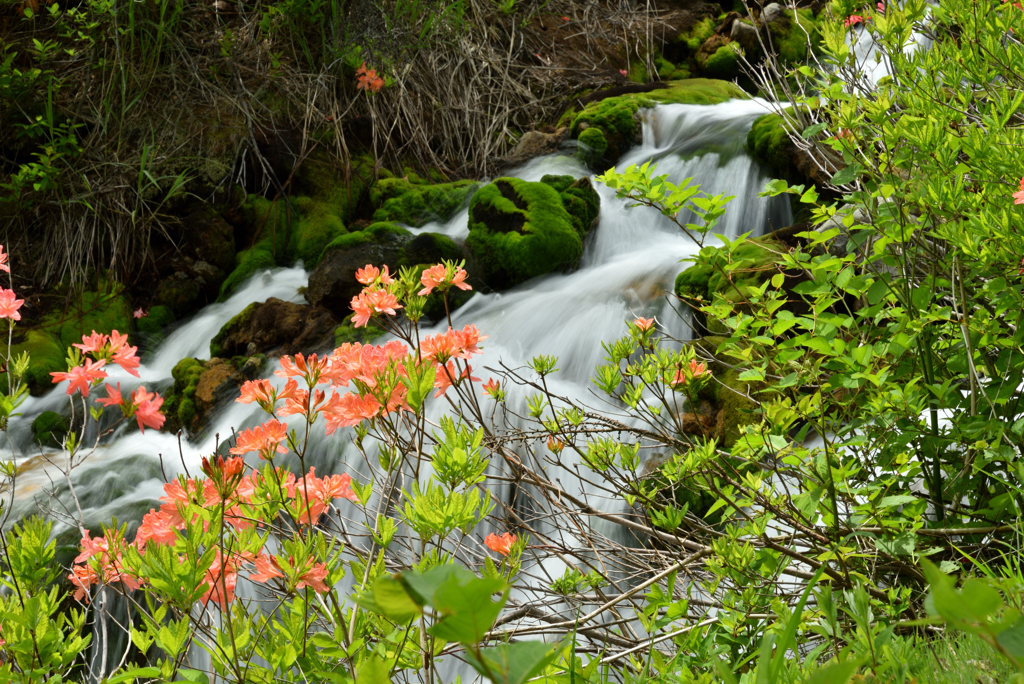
left=0, top=97, right=791, bottom=676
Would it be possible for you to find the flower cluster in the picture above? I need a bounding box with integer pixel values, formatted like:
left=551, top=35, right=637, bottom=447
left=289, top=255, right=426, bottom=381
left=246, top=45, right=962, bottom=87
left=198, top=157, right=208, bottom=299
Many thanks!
left=485, top=532, right=517, bottom=556
left=0, top=244, right=23, bottom=322
left=97, top=383, right=166, bottom=433
left=355, top=63, right=384, bottom=93
left=670, top=358, right=710, bottom=390
left=1014, top=176, right=1024, bottom=205
left=51, top=330, right=143, bottom=395
left=69, top=458, right=357, bottom=607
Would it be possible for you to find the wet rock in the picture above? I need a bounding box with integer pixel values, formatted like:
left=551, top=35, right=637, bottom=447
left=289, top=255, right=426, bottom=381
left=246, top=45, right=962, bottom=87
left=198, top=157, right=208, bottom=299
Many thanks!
left=502, top=127, right=569, bottom=166
left=210, top=297, right=339, bottom=358
left=761, top=2, right=784, bottom=25
left=730, top=19, right=760, bottom=53
left=306, top=222, right=412, bottom=315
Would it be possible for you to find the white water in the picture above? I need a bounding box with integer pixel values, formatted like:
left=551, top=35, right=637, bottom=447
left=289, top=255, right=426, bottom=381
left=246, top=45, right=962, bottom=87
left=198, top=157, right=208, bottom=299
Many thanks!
left=1, top=98, right=791, bottom=675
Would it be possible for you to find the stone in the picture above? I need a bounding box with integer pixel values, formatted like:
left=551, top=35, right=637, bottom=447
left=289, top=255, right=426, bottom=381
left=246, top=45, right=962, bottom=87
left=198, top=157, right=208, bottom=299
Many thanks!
left=210, top=297, right=339, bottom=358
left=306, top=223, right=412, bottom=315
left=503, top=127, right=569, bottom=166
left=761, top=2, right=784, bottom=25
left=730, top=19, right=760, bottom=53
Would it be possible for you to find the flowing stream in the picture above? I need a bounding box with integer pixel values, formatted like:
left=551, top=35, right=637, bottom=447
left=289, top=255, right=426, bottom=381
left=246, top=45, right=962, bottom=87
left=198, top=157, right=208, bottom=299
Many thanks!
left=1, top=97, right=791, bottom=676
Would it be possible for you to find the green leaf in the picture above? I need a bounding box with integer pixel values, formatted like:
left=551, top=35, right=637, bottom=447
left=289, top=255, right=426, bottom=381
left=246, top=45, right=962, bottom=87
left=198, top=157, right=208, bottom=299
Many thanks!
left=465, top=641, right=562, bottom=684
left=996, top=616, right=1024, bottom=662
left=356, top=655, right=392, bottom=684
left=100, top=667, right=162, bottom=684
left=371, top=575, right=423, bottom=623
left=428, top=574, right=508, bottom=644
left=179, top=671, right=210, bottom=684
left=831, top=164, right=863, bottom=186
left=802, top=659, right=862, bottom=684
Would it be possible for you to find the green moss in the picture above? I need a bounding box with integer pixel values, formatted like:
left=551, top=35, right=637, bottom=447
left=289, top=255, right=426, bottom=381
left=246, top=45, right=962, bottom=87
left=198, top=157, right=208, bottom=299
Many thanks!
left=8, top=330, right=66, bottom=389
left=768, top=8, right=821, bottom=65
left=237, top=195, right=292, bottom=257
left=319, top=222, right=413, bottom=263
left=47, top=288, right=133, bottom=350
left=210, top=302, right=257, bottom=358
left=290, top=196, right=347, bottom=267
left=219, top=248, right=277, bottom=300
left=569, top=80, right=748, bottom=168
left=716, top=365, right=765, bottom=448
left=576, top=127, right=608, bottom=169
left=655, top=57, right=677, bottom=80
left=747, top=112, right=800, bottom=183
left=136, top=305, right=175, bottom=337
left=293, top=151, right=375, bottom=223
left=701, top=44, right=742, bottom=81
left=541, top=175, right=601, bottom=238
left=406, top=232, right=463, bottom=265
left=370, top=178, right=479, bottom=227
left=677, top=17, right=716, bottom=56
left=675, top=236, right=786, bottom=306
left=32, top=411, right=71, bottom=448
left=163, top=358, right=206, bottom=432
left=466, top=177, right=583, bottom=290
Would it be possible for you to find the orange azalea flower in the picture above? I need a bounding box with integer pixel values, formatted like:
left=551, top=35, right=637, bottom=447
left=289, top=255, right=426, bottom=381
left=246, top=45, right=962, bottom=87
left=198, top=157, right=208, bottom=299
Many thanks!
left=0, top=288, right=23, bottom=321
left=230, top=419, right=289, bottom=458
left=485, top=532, right=517, bottom=556
left=482, top=377, right=501, bottom=398
left=355, top=264, right=394, bottom=285
left=418, top=263, right=472, bottom=296
left=547, top=435, right=565, bottom=453
left=1013, top=176, right=1024, bottom=205
left=689, top=359, right=708, bottom=377
left=350, top=289, right=402, bottom=328
left=0, top=244, right=8, bottom=273
left=634, top=317, right=654, bottom=332
left=51, top=358, right=107, bottom=396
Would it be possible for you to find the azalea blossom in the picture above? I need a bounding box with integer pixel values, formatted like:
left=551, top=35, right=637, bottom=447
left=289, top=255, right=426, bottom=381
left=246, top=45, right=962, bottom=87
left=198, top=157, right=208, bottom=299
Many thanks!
left=201, top=551, right=240, bottom=609
left=249, top=553, right=285, bottom=584
left=547, top=435, right=565, bottom=453
left=482, top=377, right=501, bottom=398
left=131, top=386, right=166, bottom=432
left=230, top=419, right=289, bottom=457
left=844, top=14, right=865, bottom=27
left=74, top=331, right=109, bottom=354
left=97, top=382, right=125, bottom=408
left=112, top=345, right=141, bottom=377
left=355, top=264, right=394, bottom=286
left=51, top=358, right=107, bottom=396
left=133, top=308, right=148, bottom=319
left=135, top=509, right=178, bottom=548
left=0, top=288, right=24, bottom=321
left=351, top=289, right=403, bottom=328
left=485, top=532, right=517, bottom=556
left=0, top=244, right=8, bottom=273
left=634, top=317, right=655, bottom=332
left=418, top=263, right=472, bottom=296
left=355, top=63, right=385, bottom=93
left=276, top=352, right=330, bottom=385
left=1013, top=176, right=1024, bottom=205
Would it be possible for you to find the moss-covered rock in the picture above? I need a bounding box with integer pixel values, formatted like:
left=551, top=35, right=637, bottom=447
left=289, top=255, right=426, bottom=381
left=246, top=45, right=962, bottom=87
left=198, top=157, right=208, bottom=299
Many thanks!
left=370, top=178, right=479, bottom=227
left=135, top=305, right=175, bottom=337
left=576, top=127, right=608, bottom=169
left=292, top=150, right=375, bottom=224
left=290, top=196, right=347, bottom=267
left=465, top=177, right=584, bottom=290
left=32, top=411, right=71, bottom=448
left=540, top=175, right=601, bottom=238
left=405, top=232, right=464, bottom=266
left=210, top=303, right=258, bottom=358
left=10, top=330, right=65, bottom=390
left=675, top=234, right=788, bottom=306
left=219, top=248, right=277, bottom=299
left=676, top=16, right=717, bottom=59
left=700, top=43, right=743, bottom=81
left=163, top=357, right=206, bottom=432
left=569, top=79, right=748, bottom=170
left=766, top=8, right=821, bottom=66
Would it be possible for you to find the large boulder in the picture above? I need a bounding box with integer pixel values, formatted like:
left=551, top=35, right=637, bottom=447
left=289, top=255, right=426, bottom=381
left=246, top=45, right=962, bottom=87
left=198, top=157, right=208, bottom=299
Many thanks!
left=569, top=79, right=748, bottom=171
left=465, top=177, right=590, bottom=290
left=747, top=111, right=831, bottom=186
left=305, top=222, right=413, bottom=314
left=210, top=298, right=339, bottom=358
